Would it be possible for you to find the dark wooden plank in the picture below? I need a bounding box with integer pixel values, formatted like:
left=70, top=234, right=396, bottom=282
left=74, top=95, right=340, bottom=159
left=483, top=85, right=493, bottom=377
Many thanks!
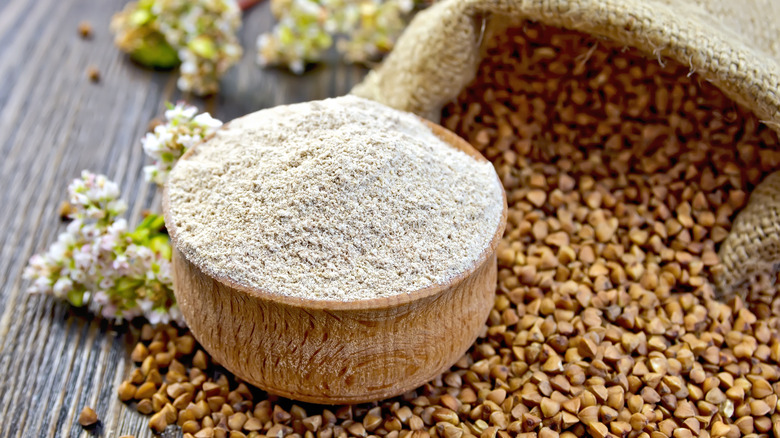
left=0, top=0, right=367, bottom=436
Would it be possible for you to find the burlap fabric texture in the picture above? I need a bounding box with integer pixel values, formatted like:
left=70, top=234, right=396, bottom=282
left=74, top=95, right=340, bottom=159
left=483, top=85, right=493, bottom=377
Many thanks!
left=351, top=0, right=780, bottom=301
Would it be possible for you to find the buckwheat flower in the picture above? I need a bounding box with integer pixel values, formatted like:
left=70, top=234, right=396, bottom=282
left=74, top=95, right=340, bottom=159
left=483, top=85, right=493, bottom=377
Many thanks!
left=256, top=1, right=332, bottom=74
left=257, top=0, right=424, bottom=72
left=93, top=291, right=110, bottom=306
left=99, top=278, right=116, bottom=290
left=157, top=261, right=172, bottom=284
left=113, top=253, right=131, bottom=272
left=338, top=0, right=415, bottom=63
left=53, top=278, right=74, bottom=297
left=165, top=102, right=198, bottom=120
left=168, top=305, right=184, bottom=325
left=142, top=102, right=223, bottom=185
left=74, top=246, right=95, bottom=271
left=111, top=0, right=243, bottom=95
left=24, top=171, right=180, bottom=326
left=138, top=298, right=154, bottom=313
left=143, top=166, right=158, bottom=184
left=101, top=303, right=119, bottom=320
left=31, top=277, right=53, bottom=295
left=193, top=112, right=223, bottom=129
left=147, top=310, right=166, bottom=325
left=26, top=254, right=47, bottom=278
left=70, top=269, right=87, bottom=285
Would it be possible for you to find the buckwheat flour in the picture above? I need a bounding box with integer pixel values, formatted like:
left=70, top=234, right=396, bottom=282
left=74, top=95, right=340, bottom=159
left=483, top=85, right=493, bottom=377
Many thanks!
left=166, top=95, right=503, bottom=301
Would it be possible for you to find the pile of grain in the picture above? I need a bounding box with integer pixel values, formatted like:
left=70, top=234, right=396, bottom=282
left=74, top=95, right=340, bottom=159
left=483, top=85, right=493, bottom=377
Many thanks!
left=166, top=95, right=503, bottom=301
left=121, top=23, right=780, bottom=438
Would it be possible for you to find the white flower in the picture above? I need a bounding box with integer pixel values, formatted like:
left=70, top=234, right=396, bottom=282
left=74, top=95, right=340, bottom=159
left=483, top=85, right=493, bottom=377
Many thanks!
left=177, top=76, right=193, bottom=93
left=157, top=261, right=172, bottom=283
left=256, top=0, right=419, bottom=71
left=193, top=113, right=222, bottom=129
left=80, top=223, right=100, bottom=239
left=93, top=291, right=110, bottom=305
left=31, top=277, right=53, bottom=294
left=48, top=238, right=70, bottom=262
left=109, top=218, right=128, bottom=235
left=142, top=103, right=223, bottom=185
left=65, top=219, right=82, bottom=236
left=397, top=0, right=413, bottom=13
left=257, top=33, right=271, bottom=49
left=107, top=200, right=128, bottom=217
left=290, top=59, right=305, bottom=74
left=99, top=278, right=115, bottom=290
left=142, top=132, right=162, bottom=154
left=223, top=44, right=241, bottom=57
left=138, top=298, right=155, bottom=313
left=25, top=171, right=181, bottom=326
left=24, top=255, right=47, bottom=280
left=52, top=278, right=74, bottom=297
left=100, top=178, right=121, bottom=200
left=143, top=166, right=159, bottom=182
left=101, top=303, right=118, bottom=319
left=111, top=0, right=243, bottom=95
left=113, top=254, right=130, bottom=272
left=168, top=305, right=185, bottom=325
left=155, top=128, right=174, bottom=145
left=74, top=246, right=95, bottom=271
left=69, top=269, right=87, bottom=284
left=133, top=244, right=154, bottom=259
left=177, top=134, right=197, bottom=149
left=166, top=102, right=198, bottom=120
left=147, top=310, right=165, bottom=325
left=180, top=60, right=198, bottom=75
left=71, top=192, right=89, bottom=207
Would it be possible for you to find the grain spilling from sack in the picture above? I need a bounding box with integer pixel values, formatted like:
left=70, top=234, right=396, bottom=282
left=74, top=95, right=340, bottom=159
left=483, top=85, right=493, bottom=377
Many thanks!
left=120, top=23, right=780, bottom=438
left=441, top=22, right=780, bottom=437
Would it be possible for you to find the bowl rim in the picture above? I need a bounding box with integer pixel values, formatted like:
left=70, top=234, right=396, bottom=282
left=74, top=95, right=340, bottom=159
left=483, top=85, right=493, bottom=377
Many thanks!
left=162, top=117, right=508, bottom=311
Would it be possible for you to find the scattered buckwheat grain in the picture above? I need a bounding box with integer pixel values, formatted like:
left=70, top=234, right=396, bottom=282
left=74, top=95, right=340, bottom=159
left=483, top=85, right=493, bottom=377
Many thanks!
left=78, top=406, right=98, bottom=427
left=78, top=21, right=93, bottom=39
left=86, top=65, right=100, bottom=82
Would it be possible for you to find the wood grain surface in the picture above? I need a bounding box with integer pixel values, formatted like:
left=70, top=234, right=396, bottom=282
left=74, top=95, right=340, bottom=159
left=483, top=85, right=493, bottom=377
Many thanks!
left=0, top=0, right=367, bottom=436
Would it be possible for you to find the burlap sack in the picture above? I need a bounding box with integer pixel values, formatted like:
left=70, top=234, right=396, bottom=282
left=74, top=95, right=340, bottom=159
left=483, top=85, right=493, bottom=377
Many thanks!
left=351, top=0, right=780, bottom=300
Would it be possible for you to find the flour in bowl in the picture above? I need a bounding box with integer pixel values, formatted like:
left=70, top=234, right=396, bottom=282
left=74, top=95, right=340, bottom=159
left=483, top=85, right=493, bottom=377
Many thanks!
left=166, top=95, right=503, bottom=300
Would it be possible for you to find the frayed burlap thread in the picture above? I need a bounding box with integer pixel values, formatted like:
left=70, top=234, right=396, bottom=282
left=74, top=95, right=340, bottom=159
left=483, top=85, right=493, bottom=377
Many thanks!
left=716, top=171, right=780, bottom=301
left=351, top=0, right=780, bottom=301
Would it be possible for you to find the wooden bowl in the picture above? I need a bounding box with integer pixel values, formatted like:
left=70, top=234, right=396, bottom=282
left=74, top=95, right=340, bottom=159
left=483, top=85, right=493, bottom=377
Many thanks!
left=162, top=120, right=507, bottom=404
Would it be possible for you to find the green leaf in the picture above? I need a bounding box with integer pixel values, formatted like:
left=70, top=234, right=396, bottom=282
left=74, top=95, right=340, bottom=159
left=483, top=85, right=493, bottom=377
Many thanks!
left=147, top=214, right=166, bottom=232
left=67, top=289, right=85, bottom=307
left=137, top=0, right=155, bottom=10
left=279, top=27, right=295, bottom=45
left=136, top=214, right=166, bottom=233
left=314, top=32, right=333, bottom=50
left=128, top=229, right=150, bottom=244
left=188, top=35, right=217, bottom=60
left=149, top=235, right=172, bottom=260
left=129, top=9, right=152, bottom=26
left=115, top=277, right=143, bottom=292
left=130, top=32, right=181, bottom=69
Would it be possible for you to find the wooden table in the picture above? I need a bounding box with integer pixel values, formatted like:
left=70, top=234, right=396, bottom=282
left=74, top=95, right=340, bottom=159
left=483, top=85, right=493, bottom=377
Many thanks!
left=0, top=1, right=367, bottom=436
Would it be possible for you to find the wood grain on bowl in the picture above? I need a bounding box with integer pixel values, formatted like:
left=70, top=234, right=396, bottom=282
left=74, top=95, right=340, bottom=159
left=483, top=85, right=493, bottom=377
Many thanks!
left=171, top=246, right=498, bottom=403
